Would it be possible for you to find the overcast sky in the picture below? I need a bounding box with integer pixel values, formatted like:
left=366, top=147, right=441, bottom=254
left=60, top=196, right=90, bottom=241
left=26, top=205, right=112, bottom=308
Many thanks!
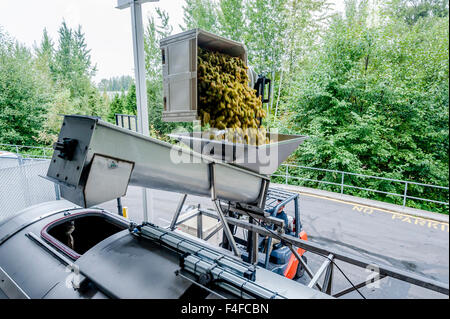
left=0, top=0, right=344, bottom=83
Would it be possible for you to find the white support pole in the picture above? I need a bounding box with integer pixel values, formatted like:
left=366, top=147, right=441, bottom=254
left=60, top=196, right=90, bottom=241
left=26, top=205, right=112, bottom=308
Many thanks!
left=130, top=2, right=149, bottom=137
left=117, top=0, right=158, bottom=223
left=274, top=69, right=283, bottom=120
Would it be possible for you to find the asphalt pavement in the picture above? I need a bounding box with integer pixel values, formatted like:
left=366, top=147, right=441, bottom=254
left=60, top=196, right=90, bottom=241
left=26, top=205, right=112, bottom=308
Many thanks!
left=99, top=185, right=449, bottom=299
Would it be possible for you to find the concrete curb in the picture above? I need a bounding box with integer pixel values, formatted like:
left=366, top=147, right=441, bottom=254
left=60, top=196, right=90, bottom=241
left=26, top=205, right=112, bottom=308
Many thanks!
left=272, top=183, right=449, bottom=224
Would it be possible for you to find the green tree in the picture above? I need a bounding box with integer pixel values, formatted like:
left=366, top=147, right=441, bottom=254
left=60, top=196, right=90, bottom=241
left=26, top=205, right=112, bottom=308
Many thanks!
left=51, top=22, right=96, bottom=98
left=98, top=75, right=134, bottom=91
left=244, top=0, right=288, bottom=74
left=181, top=0, right=218, bottom=32
left=217, top=0, right=246, bottom=41
left=38, top=88, right=73, bottom=143
left=34, top=28, right=54, bottom=74
left=279, top=0, right=448, bottom=211
left=0, top=32, right=48, bottom=145
left=387, top=0, right=448, bottom=24
left=124, top=83, right=137, bottom=116
left=107, top=91, right=127, bottom=122
left=283, top=0, right=331, bottom=75
left=36, top=23, right=109, bottom=143
left=144, top=8, right=181, bottom=136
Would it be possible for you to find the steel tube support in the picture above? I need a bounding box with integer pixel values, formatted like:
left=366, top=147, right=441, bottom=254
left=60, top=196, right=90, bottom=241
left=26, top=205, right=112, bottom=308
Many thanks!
left=308, top=254, right=334, bottom=288
left=251, top=222, right=259, bottom=264
left=217, top=215, right=449, bottom=295
left=285, top=165, right=288, bottom=184
left=287, top=244, right=322, bottom=290
left=333, top=274, right=387, bottom=298
left=170, top=194, right=188, bottom=230
left=322, top=262, right=334, bottom=294
left=209, top=163, right=240, bottom=257
left=294, top=196, right=300, bottom=237
left=247, top=217, right=254, bottom=262
left=197, top=212, right=203, bottom=239
left=116, top=198, right=123, bottom=216
left=204, top=224, right=223, bottom=241
left=213, top=200, right=240, bottom=257
left=174, top=209, right=199, bottom=227
left=403, top=182, right=408, bottom=207
left=264, top=237, right=272, bottom=269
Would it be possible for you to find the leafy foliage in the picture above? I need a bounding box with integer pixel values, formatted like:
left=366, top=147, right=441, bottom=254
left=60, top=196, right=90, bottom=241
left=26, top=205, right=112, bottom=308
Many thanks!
left=386, top=0, right=448, bottom=25
left=50, top=22, right=96, bottom=98
left=181, top=0, right=218, bottom=32
left=98, top=75, right=134, bottom=92
left=0, top=1, right=448, bottom=213
left=144, top=8, right=190, bottom=138
left=0, top=22, right=110, bottom=145
left=180, top=0, right=448, bottom=212
left=278, top=1, right=449, bottom=212
left=217, top=0, right=246, bottom=41
left=0, top=32, right=48, bottom=145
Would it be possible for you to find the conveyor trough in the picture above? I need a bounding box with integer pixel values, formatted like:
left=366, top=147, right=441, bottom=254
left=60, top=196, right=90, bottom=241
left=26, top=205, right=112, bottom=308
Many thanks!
left=46, top=115, right=272, bottom=208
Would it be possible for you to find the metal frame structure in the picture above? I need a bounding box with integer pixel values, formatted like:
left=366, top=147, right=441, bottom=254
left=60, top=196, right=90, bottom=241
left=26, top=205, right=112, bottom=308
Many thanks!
left=115, top=114, right=138, bottom=132
left=133, top=222, right=329, bottom=299
left=168, top=163, right=270, bottom=258
left=273, top=163, right=449, bottom=208
left=256, top=188, right=302, bottom=269
left=0, top=202, right=331, bottom=299
left=169, top=193, right=449, bottom=298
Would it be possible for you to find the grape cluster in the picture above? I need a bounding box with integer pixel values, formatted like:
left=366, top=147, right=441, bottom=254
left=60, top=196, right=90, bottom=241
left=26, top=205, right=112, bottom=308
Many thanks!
left=197, top=47, right=268, bottom=145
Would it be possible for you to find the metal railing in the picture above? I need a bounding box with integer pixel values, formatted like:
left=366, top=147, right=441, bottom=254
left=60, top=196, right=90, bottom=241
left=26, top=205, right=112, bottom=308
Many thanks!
left=272, top=164, right=449, bottom=208
left=115, top=114, right=138, bottom=132
left=2, top=143, right=448, bottom=209
left=0, top=143, right=53, bottom=159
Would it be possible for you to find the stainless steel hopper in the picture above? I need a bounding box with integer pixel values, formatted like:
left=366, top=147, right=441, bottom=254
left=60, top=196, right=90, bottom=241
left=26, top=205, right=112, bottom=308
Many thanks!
left=168, top=132, right=308, bottom=175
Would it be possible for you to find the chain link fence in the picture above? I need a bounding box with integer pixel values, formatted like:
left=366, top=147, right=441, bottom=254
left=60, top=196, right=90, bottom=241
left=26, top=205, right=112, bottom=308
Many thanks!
left=0, top=158, right=59, bottom=223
